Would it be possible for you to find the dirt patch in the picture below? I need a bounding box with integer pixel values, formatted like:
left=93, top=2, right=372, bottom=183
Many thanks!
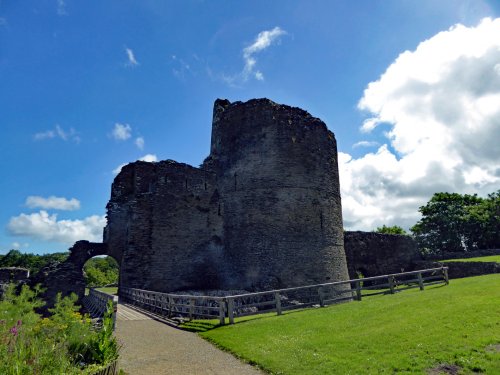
left=486, top=343, right=500, bottom=353
left=427, top=363, right=462, bottom=375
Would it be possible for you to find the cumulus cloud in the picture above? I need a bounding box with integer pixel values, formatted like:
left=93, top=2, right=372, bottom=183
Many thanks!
left=242, top=26, right=286, bottom=81
left=34, top=125, right=80, bottom=143
left=7, top=211, right=106, bottom=245
left=125, top=47, right=139, bottom=67
left=111, top=123, right=132, bottom=141
left=25, top=195, right=80, bottom=211
left=341, top=17, right=500, bottom=231
left=135, top=136, right=144, bottom=150
left=113, top=153, right=158, bottom=175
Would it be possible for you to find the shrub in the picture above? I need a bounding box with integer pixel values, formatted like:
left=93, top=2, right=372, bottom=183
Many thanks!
left=0, top=284, right=119, bottom=374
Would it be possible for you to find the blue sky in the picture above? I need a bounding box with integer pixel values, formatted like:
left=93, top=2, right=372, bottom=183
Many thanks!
left=1, top=0, right=499, bottom=254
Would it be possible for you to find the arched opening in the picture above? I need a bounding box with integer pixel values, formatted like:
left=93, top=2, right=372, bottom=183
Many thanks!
left=83, top=255, right=120, bottom=296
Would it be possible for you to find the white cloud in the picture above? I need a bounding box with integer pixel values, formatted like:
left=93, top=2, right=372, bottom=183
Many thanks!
left=34, top=125, right=80, bottom=143
left=7, top=211, right=106, bottom=245
left=57, top=0, right=67, bottom=16
left=10, top=242, right=28, bottom=249
left=352, top=141, right=379, bottom=149
left=111, top=123, right=132, bottom=141
left=25, top=195, right=80, bottom=211
left=113, top=154, right=158, bottom=174
left=125, top=47, right=139, bottom=67
left=341, top=17, right=500, bottom=231
left=242, top=26, right=286, bottom=81
left=135, top=137, right=144, bottom=150
left=219, top=27, right=286, bottom=85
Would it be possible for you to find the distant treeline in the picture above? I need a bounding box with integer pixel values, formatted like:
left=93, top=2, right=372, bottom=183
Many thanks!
left=0, top=250, right=68, bottom=275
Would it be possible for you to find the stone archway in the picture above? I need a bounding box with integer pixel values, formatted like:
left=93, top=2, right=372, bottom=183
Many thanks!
left=29, top=240, right=112, bottom=311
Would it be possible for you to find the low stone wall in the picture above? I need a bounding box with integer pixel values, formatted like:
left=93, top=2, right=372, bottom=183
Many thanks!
left=414, top=260, right=499, bottom=279
left=344, top=231, right=422, bottom=279
left=0, top=267, right=30, bottom=283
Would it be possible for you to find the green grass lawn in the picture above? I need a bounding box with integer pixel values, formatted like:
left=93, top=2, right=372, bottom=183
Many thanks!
left=440, top=255, right=500, bottom=263
left=95, top=287, right=118, bottom=295
left=199, top=275, right=500, bottom=374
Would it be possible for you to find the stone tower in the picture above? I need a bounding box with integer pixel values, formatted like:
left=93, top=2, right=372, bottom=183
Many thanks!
left=104, top=98, right=350, bottom=292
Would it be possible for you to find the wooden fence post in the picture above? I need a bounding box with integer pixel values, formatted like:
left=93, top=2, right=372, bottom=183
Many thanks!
left=189, top=298, right=195, bottom=321
left=219, top=299, right=226, bottom=325
left=227, top=298, right=235, bottom=325
left=168, top=295, right=173, bottom=318
left=355, top=281, right=362, bottom=301
left=318, top=287, right=325, bottom=307
left=388, top=276, right=395, bottom=294
left=443, top=267, right=449, bottom=285
left=417, top=272, right=424, bottom=291
left=275, top=292, right=282, bottom=315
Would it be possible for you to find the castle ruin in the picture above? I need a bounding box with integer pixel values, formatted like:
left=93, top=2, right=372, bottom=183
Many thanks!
left=104, top=98, right=350, bottom=293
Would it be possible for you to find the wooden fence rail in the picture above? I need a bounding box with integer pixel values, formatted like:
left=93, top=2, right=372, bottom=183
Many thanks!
left=120, top=267, right=448, bottom=325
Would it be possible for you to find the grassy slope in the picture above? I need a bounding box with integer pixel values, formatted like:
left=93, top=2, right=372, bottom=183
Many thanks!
left=441, top=255, right=500, bottom=263
left=201, top=275, right=500, bottom=374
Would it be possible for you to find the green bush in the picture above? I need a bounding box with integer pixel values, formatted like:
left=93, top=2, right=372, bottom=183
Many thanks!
left=0, top=284, right=119, bottom=374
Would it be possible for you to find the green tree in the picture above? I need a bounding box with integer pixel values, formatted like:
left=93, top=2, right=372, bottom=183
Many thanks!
left=375, top=225, right=407, bottom=235
left=0, top=250, right=68, bottom=275
left=411, top=191, right=499, bottom=255
left=83, top=256, right=119, bottom=287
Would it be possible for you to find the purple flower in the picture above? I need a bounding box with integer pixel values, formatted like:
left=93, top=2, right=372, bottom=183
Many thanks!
left=10, top=326, right=18, bottom=336
left=17, top=320, right=22, bottom=326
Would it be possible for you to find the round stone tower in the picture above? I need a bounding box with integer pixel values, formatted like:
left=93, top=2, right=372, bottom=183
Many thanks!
left=207, top=98, right=350, bottom=290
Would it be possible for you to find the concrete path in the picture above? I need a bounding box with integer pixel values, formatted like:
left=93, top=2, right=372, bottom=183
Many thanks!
left=115, top=303, right=263, bottom=375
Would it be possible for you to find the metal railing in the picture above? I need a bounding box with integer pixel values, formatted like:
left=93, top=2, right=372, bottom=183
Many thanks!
left=83, top=288, right=119, bottom=329
left=120, top=267, right=448, bottom=325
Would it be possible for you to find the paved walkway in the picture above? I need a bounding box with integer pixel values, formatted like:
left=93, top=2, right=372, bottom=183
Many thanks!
left=115, top=303, right=263, bottom=375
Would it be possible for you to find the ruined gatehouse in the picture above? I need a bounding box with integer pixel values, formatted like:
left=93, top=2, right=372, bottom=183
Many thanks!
left=105, top=98, right=350, bottom=293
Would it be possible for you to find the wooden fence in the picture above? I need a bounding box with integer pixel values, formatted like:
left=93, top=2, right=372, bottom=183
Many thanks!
left=120, top=267, right=448, bottom=325
left=83, top=288, right=119, bottom=330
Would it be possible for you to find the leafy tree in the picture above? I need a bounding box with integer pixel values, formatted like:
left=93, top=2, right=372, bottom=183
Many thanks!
left=375, top=225, right=407, bottom=235
left=83, top=257, right=119, bottom=287
left=0, top=250, right=68, bottom=275
left=411, top=191, right=499, bottom=254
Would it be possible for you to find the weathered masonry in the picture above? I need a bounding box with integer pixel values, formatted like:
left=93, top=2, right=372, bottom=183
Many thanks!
left=105, top=98, right=351, bottom=293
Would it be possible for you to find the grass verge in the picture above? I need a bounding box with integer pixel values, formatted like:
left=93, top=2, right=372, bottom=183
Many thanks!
left=200, top=275, right=500, bottom=374
left=440, top=255, right=500, bottom=263
left=96, top=287, right=118, bottom=295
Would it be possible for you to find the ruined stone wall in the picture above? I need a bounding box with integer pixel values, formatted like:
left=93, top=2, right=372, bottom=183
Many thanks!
left=105, top=161, right=222, bottom=292
left=344, top=231, right=422, bottom=279
left=0, top=267, right=30, bottom=282
left=206, top=99, right=348, bottom=289
left=104, top=98, right=350, bottom=293
left=104, top=99, right=348, bottom=291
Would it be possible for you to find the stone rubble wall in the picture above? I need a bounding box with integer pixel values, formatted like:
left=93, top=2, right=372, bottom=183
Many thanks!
left=344, top=231, right=423, bottom=279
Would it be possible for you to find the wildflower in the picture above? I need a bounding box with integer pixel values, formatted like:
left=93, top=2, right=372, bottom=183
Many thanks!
left=10, top=326, right=18, bottom=336
left=17, top=319, right=22, bottom=326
